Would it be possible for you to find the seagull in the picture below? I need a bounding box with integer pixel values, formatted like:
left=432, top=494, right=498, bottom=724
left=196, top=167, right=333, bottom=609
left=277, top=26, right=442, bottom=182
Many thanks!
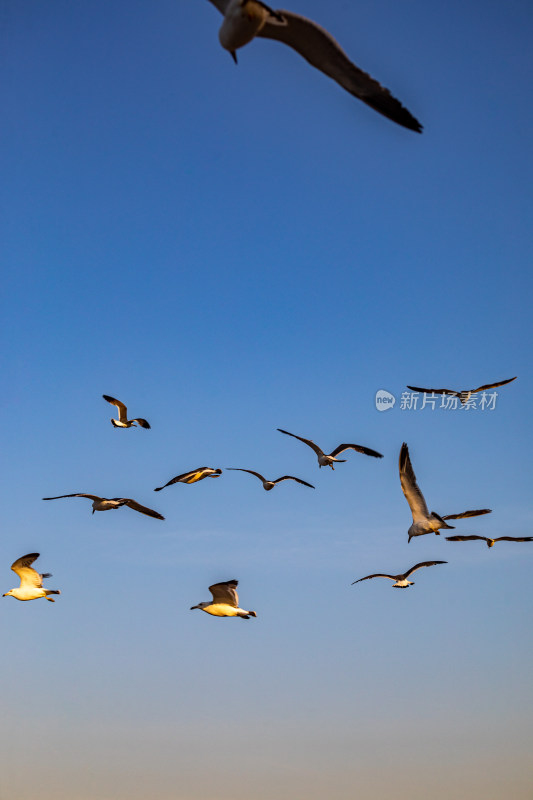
left=154, top=467, right=222, bottom=491
left=102, top=395, right=150, bottom=428
left=277, top=428, right=383, bottom=469
left=352, top=560, right=447, bottom=588
left=42, top=493, right=164, bottom=519
left=206, top=0, right=422, bottom=132
left=399, top=443, right=491, bottom=542
left=190, top=579, right=257, bottom=618
left=406, top=377, right=517, bottom=405
left=446, top=535, right=533, bottom=549
left=226, top=467, right=314, bottom=490
left=3, top=553, right=61, bottom=602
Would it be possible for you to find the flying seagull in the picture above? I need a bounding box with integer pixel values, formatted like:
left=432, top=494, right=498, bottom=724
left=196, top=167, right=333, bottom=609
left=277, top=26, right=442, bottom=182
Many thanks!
left=154, top=467, right=222, bottom=491
left=206, top=0, right=422, bottom=132
left=277, top=428, right=383, bottom=469
left=399, top=443, right=491, bottom=542
left=226, top=467, right=314, bottom=490
left=3, top=553, right=61, bottom=602
left=406, top=377, right=517, bottom=405
left=102, top=395, right=150, bottom=428
left=446, top=535, right=533, bottom=549
left=352, top=560, right=447, bottom=589
left=42, top=493, right=164, bottom=520
left=190, top=579, right=257, bottom=618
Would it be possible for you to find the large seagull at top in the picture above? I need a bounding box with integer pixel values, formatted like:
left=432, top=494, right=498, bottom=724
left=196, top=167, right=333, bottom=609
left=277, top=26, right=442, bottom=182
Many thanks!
left=205, top=0, right=422, bottom=132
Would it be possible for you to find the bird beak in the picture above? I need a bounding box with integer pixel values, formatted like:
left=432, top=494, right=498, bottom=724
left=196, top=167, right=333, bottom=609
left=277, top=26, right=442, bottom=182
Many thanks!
left=2, top=593, right=7, bottom=597
left=190, top=606, right=198, bottom=610
left=230, top=51, right=238, bottom=64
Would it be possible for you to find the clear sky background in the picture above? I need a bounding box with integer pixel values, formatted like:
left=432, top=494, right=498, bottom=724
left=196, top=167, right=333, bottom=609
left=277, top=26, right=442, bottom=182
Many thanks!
left=1, top=1, right=532, bottom=798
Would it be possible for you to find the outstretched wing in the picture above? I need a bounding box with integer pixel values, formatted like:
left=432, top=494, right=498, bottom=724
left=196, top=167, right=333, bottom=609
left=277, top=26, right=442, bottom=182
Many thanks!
left=257, top=11, right=422, bottom=132
left=399, top=443, right=429, bottom=521
left=123, top=499, right=165, bottom=520
left=42, top=493, right=101, bottom=501
left=472, top=377, right=517, bottom=393
left=154, top=469, right=211, bottom=490
left=494, top=536, right=533, bottom=543
left=446, top=535, right=488, bottom=542
left=329, top=443, right=383, bottom=459
left=11, top=553, right=44, bottom=588
left=272, top=476, right=315, bottom=488
left=103, top=395, right=128, bottom=423
left=403, top=560, right=447, bottom=578
left=277, top=429, right=324, bottom=457
left=352, top=573, right=396, bottom=584
left=209, top=579, right=239, bottom=607
left=227, top=468, right=267, bottom=483
left=406, top=385, right=457, bottom=397
left=441, top=509, right=492, bottom=520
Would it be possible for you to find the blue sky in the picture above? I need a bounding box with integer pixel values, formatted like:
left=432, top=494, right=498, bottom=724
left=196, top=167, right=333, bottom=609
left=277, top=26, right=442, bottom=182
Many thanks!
left=1, top=1, right=532, bottom=798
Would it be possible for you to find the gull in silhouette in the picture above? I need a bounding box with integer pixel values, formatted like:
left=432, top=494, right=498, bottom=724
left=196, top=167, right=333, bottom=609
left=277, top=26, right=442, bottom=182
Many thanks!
left=352, top=560, right=447, bottom=589
left=226, top=467, right=314, bottom=491
left=406, top=377, right=516, bottom=405
left=206, top=0, right=422, bottom=132
left=446, top=535, right=533, bottom=549
left=154, top=467, right=222, bottom=491
left=190, top=579, right=257, bottom=618
left=278, top=428, right=383, bottom=469
left=3, top=553, right=61, bottom=602
left=43, top=493, right=164, bottom=519
left=102, top=395, right=150, bottom=428
left=399, top=443, right=491, bottom=542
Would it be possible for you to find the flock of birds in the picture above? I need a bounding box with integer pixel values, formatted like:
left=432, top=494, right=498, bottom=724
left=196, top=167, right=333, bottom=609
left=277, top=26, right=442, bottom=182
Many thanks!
left=4, top=378, right=529, bottom=611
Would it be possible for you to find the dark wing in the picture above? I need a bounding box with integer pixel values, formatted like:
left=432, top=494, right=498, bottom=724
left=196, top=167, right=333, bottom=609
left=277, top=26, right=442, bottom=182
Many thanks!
left=131, top=418, right=151, bottom=429
left=329, top=443, right=383, bottom=459
left=445, top=535, right=488, bottom=542
left=11, top=553, right=39, bottom=573
left=403, top=560, right=447, bottom=578
left=226, top=468, right=267, bottom=482
left=494, top=536, right=533, bottom=543
left=441, top=509, right=492, bottom=520
left=272, top=476, right=315, bottom=488
left=154, top=469, right=209, bottom=491
left=42, top=493, right=101, bottom=501
left=209, top=579, right=239, bottom=607
left=471, top=377, right=517, bottom=393
left=352, top=573, right=397, bottom=584
left=399, top=442, right=429, bottom=521
left=406, top=385, right=458, bottom=396
left=102, top=395, right=128, bottom=423
left=123, top=499, right=165, bottom=520
left=277, top=429, right=324, bottom=458
left=258, top=11, right=422, bottom=132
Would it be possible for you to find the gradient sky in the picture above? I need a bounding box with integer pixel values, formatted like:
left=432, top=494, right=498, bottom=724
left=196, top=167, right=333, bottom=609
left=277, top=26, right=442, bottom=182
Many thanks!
left=1, top=1, right=533, bottom=798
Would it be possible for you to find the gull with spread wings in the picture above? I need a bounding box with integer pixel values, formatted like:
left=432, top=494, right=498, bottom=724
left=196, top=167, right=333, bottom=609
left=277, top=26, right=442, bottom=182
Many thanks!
left=406, top=377, right=517, bottom=405
left=154, top=467, right=222, bottom=491
left=102, top=395, right=151, bottom=428
left=43, top=493, right=164, bottom=520
left=205, top=0, right=422, bottom=132
left=352, top=560, right=447, bottom=589
left=399, top=442, right=491, bottom=542
left=446, top=534, right=533, bottom=549
left=226, top=467, right=314, bottom=491
left=278, top=428, right=383, bottom=469
left=3, top=553, right=61, bottom=602
left=190, top=579, right=257, bottom=618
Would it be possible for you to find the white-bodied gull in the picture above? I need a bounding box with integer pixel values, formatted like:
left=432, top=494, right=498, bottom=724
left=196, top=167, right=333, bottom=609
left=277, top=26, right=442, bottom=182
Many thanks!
left=406, top=377, right=517, bottom=405
left=43, top=493, right=164, bottom=520
left=399, top=442, right=491, bottom=542
left=352, top=560, right=447, bottom=589
left=102, top=395, right=151, bottom=428
left=190, top=579, right=257, bottom=618
left=206, top=0, right=422, bottom=132
left=226, top=467, right=314, bottom=490
left=278, top=428, right=383, bottom=469
left=154, top=467, right=222, bottom=491
left=3, top=553, right=61, bottom=602
left=446, top=534, right=533, bottom=549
